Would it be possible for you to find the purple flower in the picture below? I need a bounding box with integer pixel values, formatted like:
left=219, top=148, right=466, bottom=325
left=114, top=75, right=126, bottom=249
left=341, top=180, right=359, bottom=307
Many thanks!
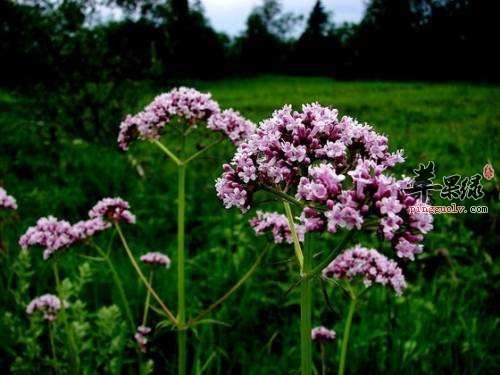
left=395, top=237, right=423, bottom=261
left=19, top=216, right=77, bottom=259
left=216, top=103, right=432, bottom=260
left=89, top=197, right=136, bottom=224
left=0, top=187, right=17, bottom=210
left=72, top=218, right=110, bottom=240
left=26, top=294, right=67, bottom=322
left=249, top=211, right=304, bottom=244
left=207, top=109, right=256, bottom=145
left=118, top=87, right=220, bottom=150
left=323, top=245, right=407, bottom=295
left=311, top=326, right=336, bottom=342
left=140, top=252, right=171, bottom=268
left=134, top=325, right=152, bottom=353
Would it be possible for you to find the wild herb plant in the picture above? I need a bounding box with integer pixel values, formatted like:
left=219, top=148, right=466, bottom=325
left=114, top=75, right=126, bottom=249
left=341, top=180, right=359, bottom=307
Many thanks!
left=216, top=103, right=434, bottom=374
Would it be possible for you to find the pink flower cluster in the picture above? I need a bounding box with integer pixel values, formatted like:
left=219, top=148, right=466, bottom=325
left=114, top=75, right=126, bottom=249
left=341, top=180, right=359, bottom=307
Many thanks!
left=89, top=197, right=136, bottom=224
left=216, top=103, right=432, bottom=260
left=322, top=245, right=407, bottom=295
left=207, top=109, right=256, bottom=146
left=26, top=294, right=66, bottom=322
left=134, top=325, right=152, bottom=353
left=140, top=251, right=171, bottom=268
left=249, top=211, right=304, bottom=244
left=0, top=187, right=17, bottom=210
left=311, top=326, right=336, bottom=342
left=118, top=87, right=220, bottom=150
left=19, top=197, right=134, bottom=259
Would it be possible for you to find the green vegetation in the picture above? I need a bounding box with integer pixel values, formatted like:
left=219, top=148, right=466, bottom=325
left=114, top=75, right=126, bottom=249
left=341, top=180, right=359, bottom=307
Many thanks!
left=1, top=76, right=498, bottom=374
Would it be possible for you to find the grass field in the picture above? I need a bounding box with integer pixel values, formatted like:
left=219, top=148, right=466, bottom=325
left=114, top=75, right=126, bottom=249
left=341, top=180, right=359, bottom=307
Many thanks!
left=0, top=76, right=499, bottom=374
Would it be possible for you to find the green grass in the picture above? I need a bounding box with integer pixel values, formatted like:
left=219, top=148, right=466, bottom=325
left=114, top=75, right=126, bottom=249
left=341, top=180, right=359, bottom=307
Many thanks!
left=0, top=76, right=498, bottom=374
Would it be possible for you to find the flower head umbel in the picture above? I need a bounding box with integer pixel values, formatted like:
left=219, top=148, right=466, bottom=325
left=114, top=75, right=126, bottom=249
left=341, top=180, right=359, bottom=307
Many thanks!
left=207, top=109, right=256, bottom=146
left=322, top=245, right=407, bottom=295
left=250, top=211, right=304, bottom=244
left=134, top=325, right=152, bottom=353
left=216, top=103, right=432, bottom=260
left=140, top=252, right=171, bottom=268
left=118, top=87, right=220, bottom=150
left=311, top=326, right=336, bottom=343
left=19, top=216, right=77, bottom=259
left=72, top=218, right=110, bottom=240
left=26, top=294, right=66, bottom=322
left=89, top=198, right=136, bottom=224
left=0, top=187, right=17, bottom=210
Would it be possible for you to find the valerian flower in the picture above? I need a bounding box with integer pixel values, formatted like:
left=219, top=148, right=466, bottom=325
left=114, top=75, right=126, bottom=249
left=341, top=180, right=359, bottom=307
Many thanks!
left=19, top=216, right=78, bottom=259
left=26, top=294, right=67, bottom=322
left=311, top=326, right=336, bottom=343
left=216, top=103, right=432, bottom=260
left=0, top=187, right=17, bottom=210
left=207, top=109, right=256, bottom=146
left=118, top=87, right=221, bottom=150
left=322, top=245, right=407, bottom=295
left=89, top=197, right=136, bottom=224
left=249, top=210, right=305, bottom=244
left=140, top=252, right=171, bottom=268
left=134, top=325, right=152, bottom=353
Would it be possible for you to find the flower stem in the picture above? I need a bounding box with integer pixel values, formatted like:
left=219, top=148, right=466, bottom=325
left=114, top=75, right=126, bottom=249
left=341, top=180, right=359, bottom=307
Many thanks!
left=142, top=271, right=153, bottom=326
left=177, top=163, right=187, bottom=375
left=114, top=223, right=178, bottom=325
left=339, top=296, right=357, bottom=375
left=93, top=243, right=135, bottom=332
left=282, top=200, right=304, bottom=272
left=320, top=343, right=326, bottom=375
left=282, top=201, right=312, bottom=375
left=152, top=140, right=183, bottom=166
left=188, top=244, right=270, bottom=326
left=183, top=137, right=224, bottom=165
left=300, top=237, right=313, bottom=375
left=48, top=324, right=59, bottom=375
left=52, top=262, right=80, bottom=372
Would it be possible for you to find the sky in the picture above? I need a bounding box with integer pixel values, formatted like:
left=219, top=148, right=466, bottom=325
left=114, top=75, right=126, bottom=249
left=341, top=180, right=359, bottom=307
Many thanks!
left=201, top=0, right=366, bottom=36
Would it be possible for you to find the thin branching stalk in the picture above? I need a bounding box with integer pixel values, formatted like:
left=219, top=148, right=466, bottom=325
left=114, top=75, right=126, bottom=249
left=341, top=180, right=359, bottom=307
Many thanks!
left=282, top=200, right=304, bottom=271
left=282, top=200, right=312, bottom=375
left=92, top=243, right=135, bottom=331
left=142, top=271, right=153, bottom=326
left=177, top=162, right=187, bottom=375
left=114, top=223, right=178, bottom=325
left=183, top=137, right=224, bottom=165
left=188, top=244, right=271, bottom=325
left=339, top=290, right=357, bottom=375
left=48, top=324, right=59, bottom=375
left=320, top=343, right=326, bottom=375
left=52, top=262, right=80, bottom=372
left=152, top=140, right=183, bottom=166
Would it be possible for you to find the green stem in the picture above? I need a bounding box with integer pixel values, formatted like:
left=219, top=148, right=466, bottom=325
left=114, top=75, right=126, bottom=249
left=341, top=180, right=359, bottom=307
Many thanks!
left=339, top=296, right=357, bottom=375
left=183, top=137, right=224, bottom=165
left=320, top=343, right=326, bottom=375
left=48, top=324, right=59, bottom=375
left=300, top=237, right=313, bottom=375
left=52, top=262, right=80, bottom=372
left=188, top=244, right=270, bottom=325
left=177, top=163, right=187, bottom=375
left=93, top=243, right=135, bottom=332
left=152, top=140, right=182, bottom=166
left=282, top=201, right=312, bottom=375
left=114, top=223, right=178, bottom=325
left=282, top=200, right=304, bottom=272
left=142, top=271, right=153, bottom=326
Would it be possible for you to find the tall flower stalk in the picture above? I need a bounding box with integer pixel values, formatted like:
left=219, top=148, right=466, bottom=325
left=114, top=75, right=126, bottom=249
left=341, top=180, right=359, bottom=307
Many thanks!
left=117, top=87, right=256, bottom=374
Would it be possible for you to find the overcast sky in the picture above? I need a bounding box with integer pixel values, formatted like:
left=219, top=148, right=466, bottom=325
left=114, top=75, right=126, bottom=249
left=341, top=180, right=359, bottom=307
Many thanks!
left=202, top=0, right=366, bottom=35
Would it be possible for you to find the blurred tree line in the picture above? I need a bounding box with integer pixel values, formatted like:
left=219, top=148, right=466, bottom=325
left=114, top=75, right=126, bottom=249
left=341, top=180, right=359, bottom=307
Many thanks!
left=1, top=0, right=497, bottom=88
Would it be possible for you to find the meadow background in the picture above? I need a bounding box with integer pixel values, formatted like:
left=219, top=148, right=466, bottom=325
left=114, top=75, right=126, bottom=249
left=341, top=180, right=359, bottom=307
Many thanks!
left=1, top=1, right=499, bottom=374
